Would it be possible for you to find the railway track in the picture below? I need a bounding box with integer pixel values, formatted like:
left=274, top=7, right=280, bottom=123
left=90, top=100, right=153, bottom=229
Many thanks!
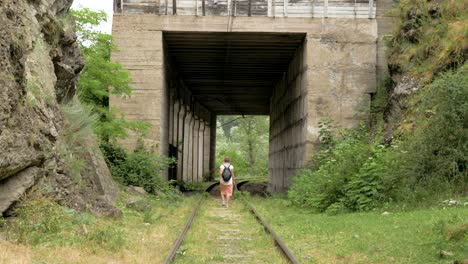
left=163, top=182, right=299, bottom=264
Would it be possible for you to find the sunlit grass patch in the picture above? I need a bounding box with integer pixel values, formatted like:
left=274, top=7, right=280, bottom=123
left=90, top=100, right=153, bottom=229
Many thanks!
left=1, top=191, right=199, bottom=263
left=252, top=196, right=468, bottom=264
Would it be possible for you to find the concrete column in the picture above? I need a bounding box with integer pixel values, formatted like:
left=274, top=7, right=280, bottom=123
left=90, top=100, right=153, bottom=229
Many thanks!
left=168, top=93, right=174, bottom=146
left=209, top=114, right=217, bottom=180
left=110, top=31, right=164, bottom=151
left=177, top=106, right=186, bottom=181
left=187, top=113, right=195, bottom=181
left=183, top=108, right=191, bottom=181
left=198, top=121, right=205, bottom=181
left=192, top=117, right=199, bottom=181
left=203, top=120, right=211, bottom=179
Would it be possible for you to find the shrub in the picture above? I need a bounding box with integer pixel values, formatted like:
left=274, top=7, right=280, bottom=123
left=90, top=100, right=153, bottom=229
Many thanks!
left=288, top=67, right=468, bottom=212
left=58, top=99, right=98, bottom=184
left=288, top=127, right=376, bottom=212
left=342, top=145, right=399, bottom=211
left=396, top=65, right=468, bottom=196
left=102, top=142, right=177, bottom=196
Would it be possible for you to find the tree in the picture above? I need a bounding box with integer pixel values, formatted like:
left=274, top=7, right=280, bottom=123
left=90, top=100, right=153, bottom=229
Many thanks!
left=72, top=8, right=148, bottom=142
left=215, top=116, right=269, bottom=177
left=232, top=116, right=269, bottom=176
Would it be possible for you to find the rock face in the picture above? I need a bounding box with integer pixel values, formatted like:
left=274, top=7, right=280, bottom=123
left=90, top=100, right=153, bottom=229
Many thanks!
left=0, top=0, right=118, bottom=214
left=383, top=75, right=421, bottom=144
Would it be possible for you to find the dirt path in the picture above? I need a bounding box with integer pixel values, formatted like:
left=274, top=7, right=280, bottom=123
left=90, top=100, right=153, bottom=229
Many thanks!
left=173, top=197, right=286, bottom=263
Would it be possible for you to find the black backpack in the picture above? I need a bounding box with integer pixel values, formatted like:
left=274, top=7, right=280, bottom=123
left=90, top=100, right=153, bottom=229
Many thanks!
left=222, top=164, right=232, bottom=182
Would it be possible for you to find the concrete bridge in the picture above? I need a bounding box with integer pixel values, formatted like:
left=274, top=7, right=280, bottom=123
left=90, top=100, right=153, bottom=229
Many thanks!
left=110, top=0, right=393, bottom=192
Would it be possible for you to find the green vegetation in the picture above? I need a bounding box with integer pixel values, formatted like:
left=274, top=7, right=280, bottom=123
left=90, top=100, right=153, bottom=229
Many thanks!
left=72, top=8, right=149, bottom=142
left=1, top=190, right=199, bottom=263
left=58, top=99, right=98, bottom=184
left=388, top=0, right=467, bottom=81
left=101, top=142, right=177, bottom=196
left=3, top=190, right=125, bottom=249
left=289, top=66, right=468, bottom=212
left=71, top=8, right=174, bottom=194
left=288, top=0, right=467, bottom=213
left=253, top=196, right=468, bottom=263
left=173, top=198, right=285, bottom=263
left=216, top=116, right=269, bottom=179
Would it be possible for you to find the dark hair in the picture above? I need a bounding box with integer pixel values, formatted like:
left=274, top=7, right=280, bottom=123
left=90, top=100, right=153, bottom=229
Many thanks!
left=224, top=156, right=230, bottom=162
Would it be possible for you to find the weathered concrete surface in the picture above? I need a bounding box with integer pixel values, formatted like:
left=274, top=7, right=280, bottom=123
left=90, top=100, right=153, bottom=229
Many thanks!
left=376, top=0, right=396, bottom=81
left=269, top=43, right=307, bottom=192
left=111, top=15, right=377, bottom=190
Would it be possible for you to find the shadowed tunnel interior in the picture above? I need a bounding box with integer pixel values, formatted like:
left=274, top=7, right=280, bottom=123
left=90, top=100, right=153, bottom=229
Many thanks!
left=163, top=32, right=306, bottom=115
left=163, top=31, right=308, bottom=192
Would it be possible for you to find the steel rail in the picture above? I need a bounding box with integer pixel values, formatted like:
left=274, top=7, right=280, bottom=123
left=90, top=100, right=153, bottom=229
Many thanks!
left=163, top=195, right=204, bottom=264
left=239, top=195, right=300, bottom=264
left=165, top=185, right=299, bottom=263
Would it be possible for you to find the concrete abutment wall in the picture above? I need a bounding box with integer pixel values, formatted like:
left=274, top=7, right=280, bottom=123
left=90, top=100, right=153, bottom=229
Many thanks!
left=269, top=42, right=308, bottom=192
left=111, top=16, right=378, bottom=190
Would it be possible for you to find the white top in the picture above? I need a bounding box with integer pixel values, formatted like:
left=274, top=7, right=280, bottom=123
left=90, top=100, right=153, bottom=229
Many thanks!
left=219, top=163, right=234, bottom=185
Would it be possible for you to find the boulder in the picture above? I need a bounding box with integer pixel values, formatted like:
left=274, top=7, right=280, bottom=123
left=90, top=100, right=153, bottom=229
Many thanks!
left=127, top=185, right=148, bottom=196
left=0, top=167, right=42, bottom=213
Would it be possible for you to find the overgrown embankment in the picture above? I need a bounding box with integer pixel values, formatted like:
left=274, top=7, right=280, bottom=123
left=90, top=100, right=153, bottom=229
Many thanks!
left=288, top=0, right=467, bottom=213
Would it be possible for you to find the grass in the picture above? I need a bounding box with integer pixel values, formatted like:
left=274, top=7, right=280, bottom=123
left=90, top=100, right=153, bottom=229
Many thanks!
left=173, top=196, right=285, bottom=263
left=0, top=192, right=198, bottom=263
left=251, top=196, right=468, bottom=264
left=388, top=0, right=467, bottom=81
left=3, top=192, right=466, bottom=263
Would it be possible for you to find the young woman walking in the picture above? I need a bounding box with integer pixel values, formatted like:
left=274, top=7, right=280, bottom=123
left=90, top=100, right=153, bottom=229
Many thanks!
left=219, top=157, right=235, bottom=207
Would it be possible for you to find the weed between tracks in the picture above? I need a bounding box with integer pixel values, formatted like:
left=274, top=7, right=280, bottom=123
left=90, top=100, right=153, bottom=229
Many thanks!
left=173, top=197, right=286, bottom=264
left=0, top=193, right=199, bottom=263
left=252, top=196, right=468, bottom=264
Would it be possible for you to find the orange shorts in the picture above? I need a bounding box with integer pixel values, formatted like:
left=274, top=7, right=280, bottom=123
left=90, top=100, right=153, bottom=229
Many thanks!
left=220, top=184, right=233, bottom=197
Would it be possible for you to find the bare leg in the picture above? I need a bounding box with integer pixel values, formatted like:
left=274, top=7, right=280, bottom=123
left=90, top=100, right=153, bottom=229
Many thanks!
left=221, top=194, right=226, bottom=206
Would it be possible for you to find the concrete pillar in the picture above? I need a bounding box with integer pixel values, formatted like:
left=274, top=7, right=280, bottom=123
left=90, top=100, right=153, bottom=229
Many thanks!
left=187, top=113, right=195, bottom=181
left=192, top=117, right=200, bottom=181
left=177, top=106, right=186, bottom=181
left=198, top=121, right=205, bottom=181
left=183, top=108, right=191, bottom=181
left=209, top=114, right=217, bottom=180
left=110, top=31, right=163, bottom=151
left=168, top=93, right=174, bottom=146
left=203, top=120, right=211, bottom=179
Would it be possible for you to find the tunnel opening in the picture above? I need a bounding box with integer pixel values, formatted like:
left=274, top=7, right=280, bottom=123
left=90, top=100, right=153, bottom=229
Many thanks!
left=216, top=115, right=269, bottom=181
left=163, top=31, right=308, bottom=192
